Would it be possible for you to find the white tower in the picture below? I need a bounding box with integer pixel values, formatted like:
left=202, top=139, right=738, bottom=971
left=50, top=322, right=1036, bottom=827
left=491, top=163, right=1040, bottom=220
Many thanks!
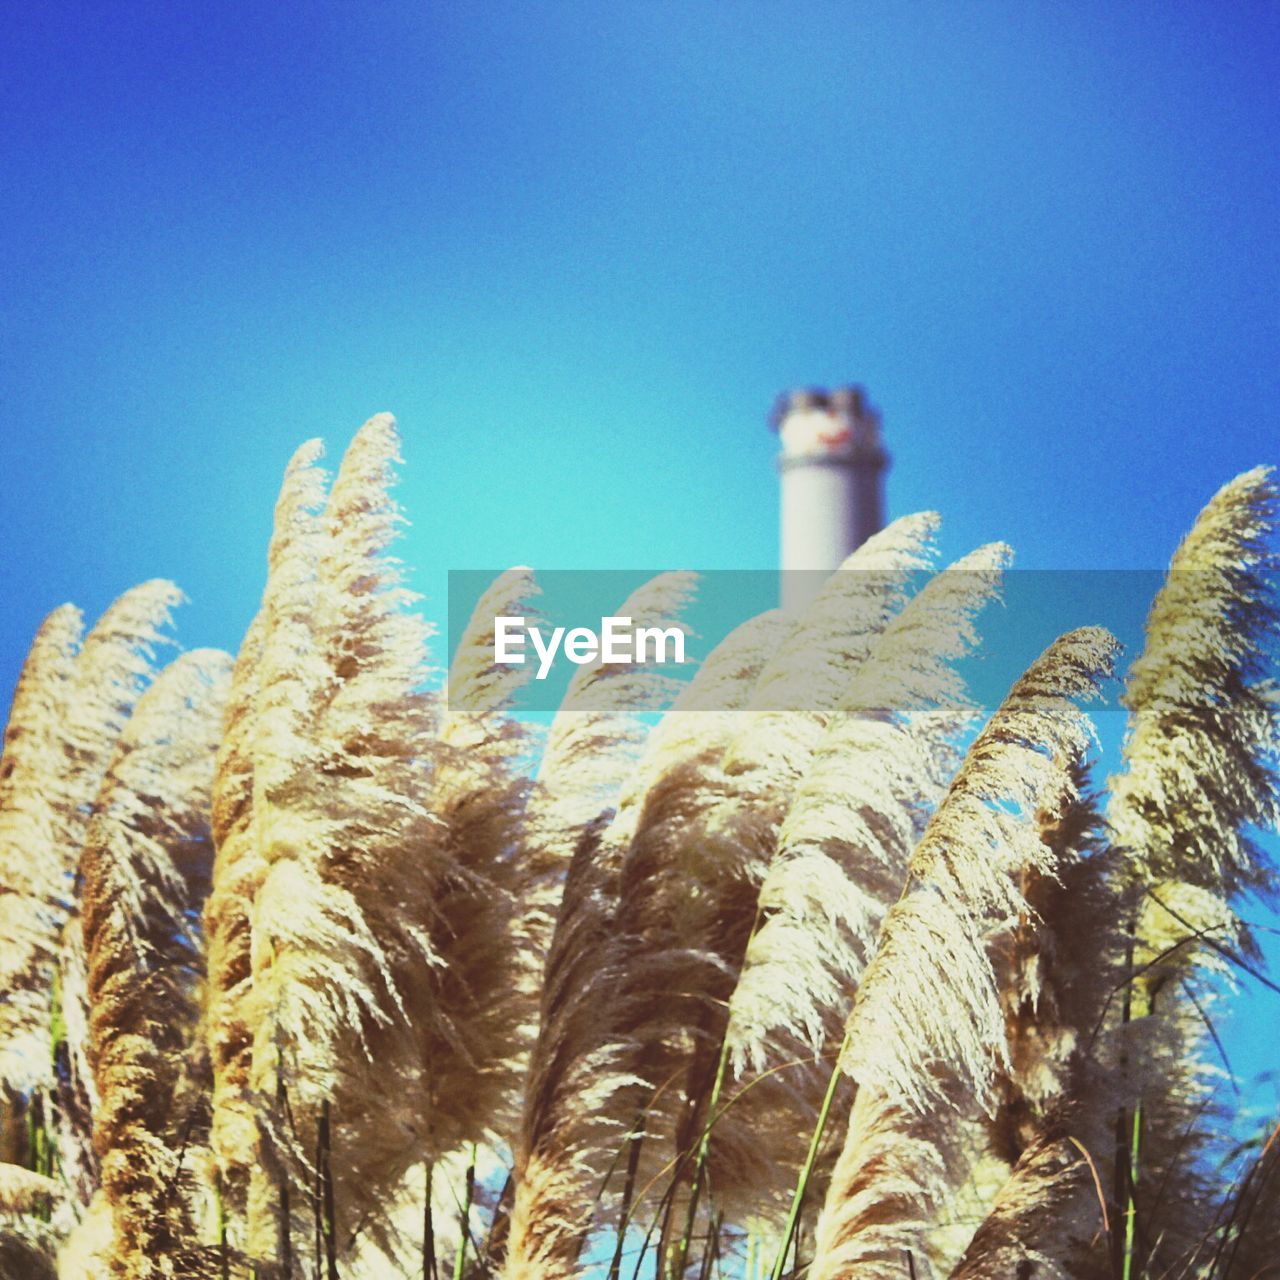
left=772, top=385, right=889, bottom=612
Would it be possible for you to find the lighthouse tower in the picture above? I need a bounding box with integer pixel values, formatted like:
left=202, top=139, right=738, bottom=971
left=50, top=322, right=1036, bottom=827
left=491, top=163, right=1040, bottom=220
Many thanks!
left=771, top=385, right=889, bottom=612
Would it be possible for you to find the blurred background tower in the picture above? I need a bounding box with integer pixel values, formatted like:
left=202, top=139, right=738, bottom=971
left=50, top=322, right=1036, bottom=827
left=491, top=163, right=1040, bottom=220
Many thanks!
left=771, top=385, right=890, bottom=611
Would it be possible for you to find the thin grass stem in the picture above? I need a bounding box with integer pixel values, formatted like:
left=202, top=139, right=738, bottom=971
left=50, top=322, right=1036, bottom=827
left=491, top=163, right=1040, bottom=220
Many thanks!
left=452, top=1145, right=477, bottom=1280
left=669, top=1032, right=733, bottom=1279
left=769, top=1031, right=850, bottom=1280
left=319, top=1100, right=337, bottom=1280
left=609, top=1115, right=647, bottom=1280
left=424, top=1162, right=438, bottom=1280
left=1121, top=1101, right=1143, bottom=1280
left=277, top=1070, right=293, bottom=1280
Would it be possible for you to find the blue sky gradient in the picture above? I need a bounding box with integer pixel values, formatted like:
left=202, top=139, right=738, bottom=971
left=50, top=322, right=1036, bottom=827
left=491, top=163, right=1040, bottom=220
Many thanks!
left=3, top=1, right=1278, bottom=1129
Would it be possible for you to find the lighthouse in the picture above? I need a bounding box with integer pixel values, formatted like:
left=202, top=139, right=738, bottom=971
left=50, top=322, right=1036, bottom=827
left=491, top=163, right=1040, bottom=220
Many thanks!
left=771, top=385, right=889, bottom=612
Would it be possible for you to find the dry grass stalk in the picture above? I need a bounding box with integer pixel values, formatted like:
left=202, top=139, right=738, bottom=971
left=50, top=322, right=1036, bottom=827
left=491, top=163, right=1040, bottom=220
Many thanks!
left=502, top=819, right=636, bottom=1280
left=0, top=604, right=82, bottom=1111
left=808, top=1082, right=955, bottom=1280
left=948, top=765, right=1118, bottom=1278
left=204, top=438, right=327, bottom=1233
left=0, top=584, right=181, bottom=1100
left=504, top=606, right=794, bottom=1280
left=648, top=518, right=946, bottom=1245
left=80, top=649, right=232, bottom=1277
left=532, top=571, right=699, bottom=866
left=842, top=626, right=1120, bottom=1114
left=1108, top=466, right=1280, bottom=897
left=717, top=544, right=1012, bottom=1272
left=808, top=627, right=1118, bottom=1280
left=1101, top=466, right=1279, bottom=1273
left=515, top=514, right=940, bottom=1265
left=0, top=581, right=181, bottom=1221
left=729, top=544, right=1011, bottom=1077
left=243, top=416, right=439, bottom=1264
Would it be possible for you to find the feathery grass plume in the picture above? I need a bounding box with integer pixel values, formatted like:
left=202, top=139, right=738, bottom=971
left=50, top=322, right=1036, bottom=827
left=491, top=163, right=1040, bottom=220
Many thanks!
left=512, top=570, right=700, bottom=1139
left=246, top=415, right=429, bottom=1097
left=79, top=649, right=232, bottom=1278
left=503, top=819, right=636, bottom=1280
left=295, top=416, right=495, bottom=1216
left=503, top=610, right=790, bottom=1280
left=0, top=1217, right=59, bottom=1280
left=204, top=438, right=327, bottom=1232
left=222, top=420, right=532, bottom=1269
left=421, top=564, right=540, bottom=1026
left=62, top=581, right=185, bottom=780
left=986, top=760, right=1116, bottom=1162
left=717, top=545, right=1009, bottom=1273
left=492, top=573, right=698, bottom=1273
left=52, top=581, right=184, bottom=1214
left=244, top=415, right=437, bottom=1265
left=436, top=563, right=542, bottom=995
left=607, top=516, right=941, bottom=1242
left=601, top=609, right=793, bottom=864
left=334, top=564, right=544, bottom=1264
left=438, top=568, right=541, bottom=858
left=246, top=416, right=548, bottom=1270
left=202, top=612, right=266, bottom=1219
left=806, top=627, right=1119, bottom=1280
left=1107, top=466, right=1280, bottom=898
left=939, top=766, right=1119, bottom=1279
left=521, top=571, right=699, bottom=997
left=1101, top=467, right=1280, bottom=1271
left=692, top=515, right=943, bottom=1005
left=947, top=1122, right=1103, bottom=1280
left=445, top=566, right=541, bottom=724
left=0, top=582, right=180, bottom=1191
left=532, top=571, right=699, bottom=868
left=807, top=1084, right=951, bottom=1280
left=52, top=923, right=98, bottom=1210
left=0, top=604, right=81, bottom=1115
left=842, top=626, right=1120, bottom=1115
left=729, top=544, right=1011, bottom=1077
left=723, top=512, right=941, bottom=789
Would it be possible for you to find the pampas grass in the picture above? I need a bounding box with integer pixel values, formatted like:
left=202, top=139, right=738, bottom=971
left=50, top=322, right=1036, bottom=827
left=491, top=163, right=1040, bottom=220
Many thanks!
left=598, top=516, right=943, bottom=1248
left=804, top=627, right=1119, bottom=1280
left=204, top=437, right=328, bottom=1246
left=1100, top=466, right=1280, bottom=1278
left=729, top=543, right=1011, bottom=1076
left=840, top=626, right=1119, bottom=1116
left=0, top=583, right=181, bottom=1107
left=0, top=419, right=1276, bottom=1280
left=948, top=1123, right=1104, bottom=1280
left=0, top=580, right=182, bottom=1257
left=79, top=648, right=232, bottom=1277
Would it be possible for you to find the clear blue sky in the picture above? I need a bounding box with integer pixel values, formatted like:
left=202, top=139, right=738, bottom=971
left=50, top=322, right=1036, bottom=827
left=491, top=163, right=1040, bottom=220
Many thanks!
left=3, top=2, right=1278, bottom=1123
